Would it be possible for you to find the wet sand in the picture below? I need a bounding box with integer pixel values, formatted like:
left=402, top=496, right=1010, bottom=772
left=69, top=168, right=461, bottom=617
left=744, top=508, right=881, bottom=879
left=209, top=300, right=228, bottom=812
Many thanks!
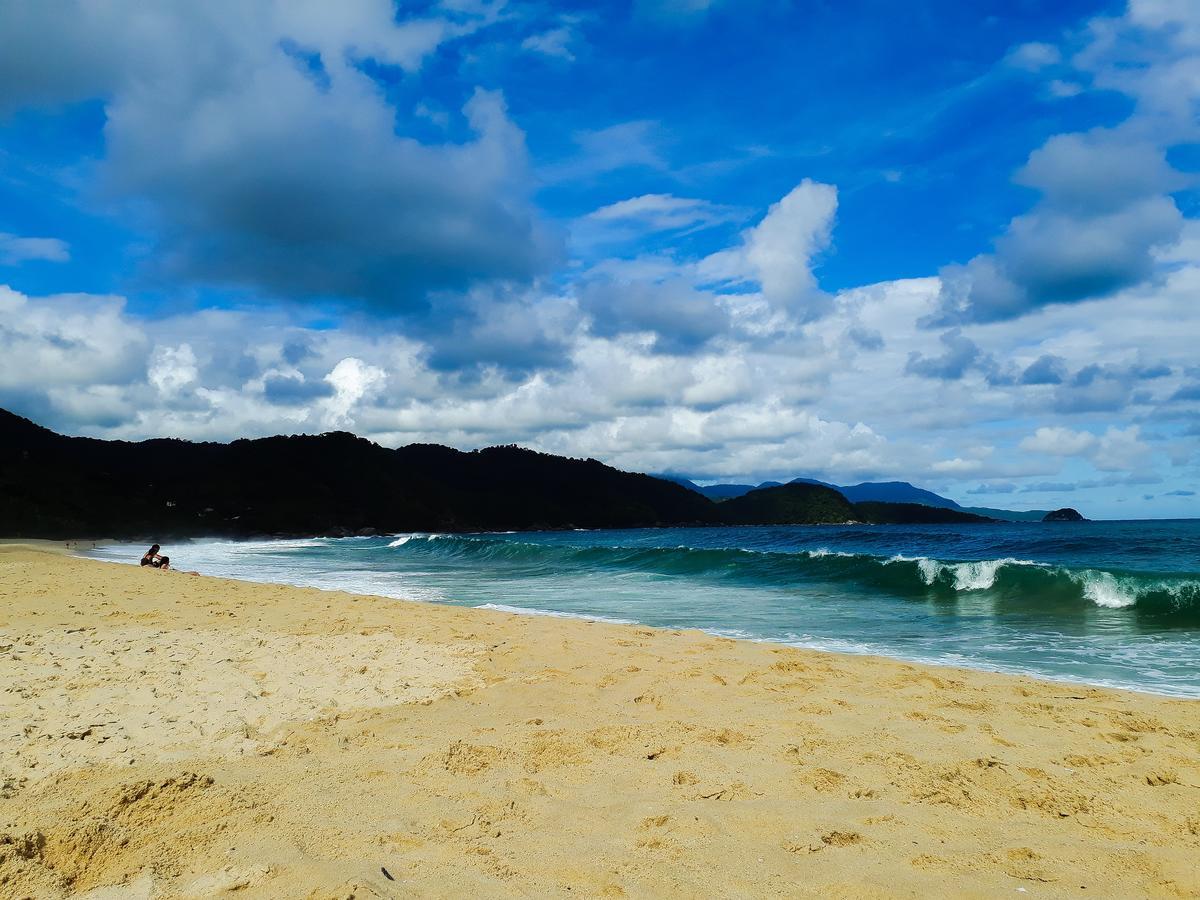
left=1, top=545, right=1197, bottom=898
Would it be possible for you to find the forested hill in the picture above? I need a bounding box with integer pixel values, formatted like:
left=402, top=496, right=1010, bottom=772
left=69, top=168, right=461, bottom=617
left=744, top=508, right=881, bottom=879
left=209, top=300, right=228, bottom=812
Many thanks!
left=1, top=409, right=999, bottom=539
left=0, top=409, right=719, bottom=538
left=718, top=483, right=857, bottom=525
left=717, top=484, right=996, bottom=526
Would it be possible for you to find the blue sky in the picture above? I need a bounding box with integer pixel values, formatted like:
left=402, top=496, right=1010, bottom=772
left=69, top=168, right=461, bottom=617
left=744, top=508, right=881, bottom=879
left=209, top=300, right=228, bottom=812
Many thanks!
left=1, top=0, right=1198, bottom=518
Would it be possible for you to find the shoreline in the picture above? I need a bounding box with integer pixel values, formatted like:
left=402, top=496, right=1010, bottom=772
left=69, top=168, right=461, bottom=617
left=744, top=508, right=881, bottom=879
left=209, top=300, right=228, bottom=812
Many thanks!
left=2, top=546, right=1197, bottom=897
left=72, top=540, right=1200, bottom=701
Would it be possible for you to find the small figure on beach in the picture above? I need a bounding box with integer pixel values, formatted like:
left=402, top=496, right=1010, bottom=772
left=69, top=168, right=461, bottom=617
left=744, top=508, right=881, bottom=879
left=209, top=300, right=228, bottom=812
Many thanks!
left=140, top=544, right=170, bottom=570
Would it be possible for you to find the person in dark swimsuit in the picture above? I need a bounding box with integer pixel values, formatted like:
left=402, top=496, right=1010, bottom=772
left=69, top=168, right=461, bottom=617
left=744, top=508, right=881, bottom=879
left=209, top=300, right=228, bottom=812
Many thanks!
left=140, top=544, right=170, bottom=570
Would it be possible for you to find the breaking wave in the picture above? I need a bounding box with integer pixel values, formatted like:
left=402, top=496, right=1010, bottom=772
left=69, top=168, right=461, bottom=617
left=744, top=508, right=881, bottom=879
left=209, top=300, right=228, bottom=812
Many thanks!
left=383, top=533, right=1200, bottom=620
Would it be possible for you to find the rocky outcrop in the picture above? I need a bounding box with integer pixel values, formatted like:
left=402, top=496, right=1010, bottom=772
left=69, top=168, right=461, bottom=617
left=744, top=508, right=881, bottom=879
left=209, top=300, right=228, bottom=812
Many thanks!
left=1042, top=508, right=1087, bottom=522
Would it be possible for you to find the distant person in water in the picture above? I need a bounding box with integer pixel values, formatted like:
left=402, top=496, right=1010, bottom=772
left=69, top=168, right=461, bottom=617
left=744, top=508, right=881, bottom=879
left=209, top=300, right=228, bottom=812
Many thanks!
left=140, top=544, right=170, bottom=570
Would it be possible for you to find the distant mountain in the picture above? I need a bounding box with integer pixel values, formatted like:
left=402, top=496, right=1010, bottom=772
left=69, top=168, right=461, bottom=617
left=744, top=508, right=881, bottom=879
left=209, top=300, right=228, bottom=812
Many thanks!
left=832, top=481, right=961, bottom=509
left=720, top=483, right=858, bottom=525
left=678, top=476, right=1054, bottom=522
left=0, top=409, right=719, bottom=538
left=787, top=477, right=838, bottom=489
left=720, top=484, right=996, bottom=526
left=689, top=477, right=964, bottom=508
left=700, top=483, right=766, bottom=500
left=654, top=477, right=785, bottom=501
left=656, top=474, right=705, bottom=493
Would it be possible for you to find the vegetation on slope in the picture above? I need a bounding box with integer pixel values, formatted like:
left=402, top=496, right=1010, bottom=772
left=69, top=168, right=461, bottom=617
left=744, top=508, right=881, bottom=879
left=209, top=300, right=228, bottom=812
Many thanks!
left=0, top=409, right=719, bottom=538
left=718, top=483, right=859, bottom=525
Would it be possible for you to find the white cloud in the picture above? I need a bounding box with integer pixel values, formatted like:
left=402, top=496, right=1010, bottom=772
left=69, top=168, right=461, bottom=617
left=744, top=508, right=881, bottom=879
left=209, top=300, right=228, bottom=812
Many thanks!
left=543, top=121, right=667, bottom=183
left=148, top=344, right=199, bottom=397
left=0, top=262, right=1192, bottom=510
left=698, top=179, right=837, bottom=317
left=587, top=194, right=737, bottom=231
left=0, top=3, right=552, bottom=310
left=1020, top=426, right=1098, bottom=456
left=322, top=357, right=387, bottom=428
left=743, top=180, right=837, bottom=310
left=1017, top=424, right=1152, bottom=472
left=0, top=287, right=147, bottom=392
left=1046, top=79, right=1083, bottom=99
left=521, top=26, right=576, bottom=61
left=0, top=233, right=69, bottom=264
left=931, top=457, right=984, bottom=474
left=572, top=193, right=742, bottom=258
left=1127, top=0, right=1200, bottom=47
left=1007, top=41, right=1061, bottom=71
left=1092, top=425, right=1152, bottom=471
left=937, top=5, right=1200, bottom=324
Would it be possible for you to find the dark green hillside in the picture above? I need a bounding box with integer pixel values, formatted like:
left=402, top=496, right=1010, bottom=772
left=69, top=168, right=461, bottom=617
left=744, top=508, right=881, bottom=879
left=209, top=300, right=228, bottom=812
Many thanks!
left=0, top=409, right=719, bottom=538
left=853, top=502, right=996, bottom=524
left=0, top=409, right=1016, bottom=538
left=719, top=483, right=858, bottom=525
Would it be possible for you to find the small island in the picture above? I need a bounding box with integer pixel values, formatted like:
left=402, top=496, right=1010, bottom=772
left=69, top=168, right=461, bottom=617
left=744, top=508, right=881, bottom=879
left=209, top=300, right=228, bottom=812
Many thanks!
left=1043, top=507, right=1087, bottom=522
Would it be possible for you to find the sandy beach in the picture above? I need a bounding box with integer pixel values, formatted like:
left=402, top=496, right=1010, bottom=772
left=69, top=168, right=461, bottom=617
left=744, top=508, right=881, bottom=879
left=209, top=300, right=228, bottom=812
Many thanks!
left=0, top=546, right=1197, bottom=898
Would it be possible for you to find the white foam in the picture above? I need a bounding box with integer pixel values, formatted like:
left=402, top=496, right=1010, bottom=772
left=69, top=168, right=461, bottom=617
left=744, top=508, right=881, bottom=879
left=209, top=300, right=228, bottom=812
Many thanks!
left=804, top=548, right=857, bottom=558
left=885, top=555, right=1043, bottom=591
left=1070, top=570, right=1137, bottom=608
left=387, top=533, right=446, bottom=547
left=941, top=558, right=1034, bottom=591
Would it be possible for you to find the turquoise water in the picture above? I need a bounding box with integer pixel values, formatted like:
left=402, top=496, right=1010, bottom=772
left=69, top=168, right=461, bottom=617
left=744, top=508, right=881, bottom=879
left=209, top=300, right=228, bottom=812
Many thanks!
left=85, top=521, right=1200, bottom=697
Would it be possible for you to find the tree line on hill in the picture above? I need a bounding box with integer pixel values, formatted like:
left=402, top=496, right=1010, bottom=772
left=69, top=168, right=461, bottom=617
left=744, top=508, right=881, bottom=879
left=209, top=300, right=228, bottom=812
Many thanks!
left=1, top=409, right=1078, bottom=540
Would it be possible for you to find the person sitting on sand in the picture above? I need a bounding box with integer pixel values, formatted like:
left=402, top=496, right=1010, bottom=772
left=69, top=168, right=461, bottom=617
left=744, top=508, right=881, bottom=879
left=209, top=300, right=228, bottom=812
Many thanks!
left=140, top=544, right=170, bottom=570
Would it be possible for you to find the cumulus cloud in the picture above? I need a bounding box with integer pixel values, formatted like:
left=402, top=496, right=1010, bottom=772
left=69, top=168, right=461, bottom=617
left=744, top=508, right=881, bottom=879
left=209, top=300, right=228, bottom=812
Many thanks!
left=936, top=137, right=1186, bottom=323
left=1044, top=360, right=1174, bottom=414
left=934, top=4, right=1200, bottom=324
left=1018, top=424, right=1152, bottom=472
left=698, top=179, right=837, bottom=318
left=417, top=287, right=579, bottom=374
left=1020, top=426, right=1099, bottom=456
left=2, top=256, right=1194, bottom=507
left=322, top=357, right=387, bottom=428
left=578, top=277, right=730, bottom=353
left=1021, top=354, right=1067, bottom=385
left=148, top=345, right=199, bottom=397
left=0, top=287, right=148, bottom=424
left=905, top=328, right=991, bottom=380
left=262, top=374, right=333, bottom=406
left=1091, top=425, right=1153, bottom=471
left=0, top=2, right=554, bottom=311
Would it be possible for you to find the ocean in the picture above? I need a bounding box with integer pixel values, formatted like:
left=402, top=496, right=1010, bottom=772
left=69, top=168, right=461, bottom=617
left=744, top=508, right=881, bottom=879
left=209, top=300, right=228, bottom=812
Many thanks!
left=83, top=520, right=1200, bottom=698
